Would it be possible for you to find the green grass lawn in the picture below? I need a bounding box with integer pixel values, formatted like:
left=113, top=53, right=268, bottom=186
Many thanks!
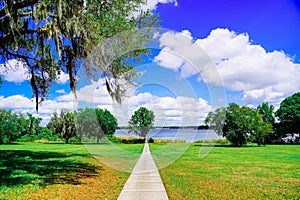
left=0, top=142, right=143, bottom=200
left=150, top=143, right=300, bottom=200
left=1, top=142, right=299, bottom=200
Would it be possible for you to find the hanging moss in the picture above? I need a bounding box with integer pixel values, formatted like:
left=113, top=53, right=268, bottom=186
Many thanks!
left=0, top=0, right=159, bottom=111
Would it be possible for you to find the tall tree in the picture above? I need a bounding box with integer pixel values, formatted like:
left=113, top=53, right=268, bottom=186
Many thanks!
left=47, top=109, right=77, bottom=143
left=95, top=108, right=118, bottom=142
left=257, top=102, right=277, bottom=142
left=60, top=110, right=77, bottom=144
left=0, top=0, right=159, bottom=110
left=128, top=107, right=154, bottom=139
left=275, top=92, right=300, bottom=136
left=250, top=111, right=274, bottom=146
left=257, top=102, right=275, bottom=125
left=75, top=108, right=118, bottom=143
left=206, top=103, right=273, bottom=146
left=76, top=107, right=100, bottom=141
left=47, top=111, right=62, bottom=135
left=26, top=113, right=42, bottom=135
left=205, top=107, right=226, bottom=135
left=0, top=109, right=28, bottom=143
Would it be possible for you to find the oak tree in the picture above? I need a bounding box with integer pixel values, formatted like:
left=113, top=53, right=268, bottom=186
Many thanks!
left=0, top=0, right=159, bottom=110
left=128, top=107, right=154, bottom=139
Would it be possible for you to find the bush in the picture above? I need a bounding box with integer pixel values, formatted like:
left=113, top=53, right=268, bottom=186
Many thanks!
left=149, top=137, right=154, bottom=143
left=194, top=138, right=230, bottom=145
left=117, top=137, right=145, bottom=144
left=107, top=135, right=121, bottom=143
left=17, top=135, right=35, bottom=142
left=215, top=138, right=229, bottom=144
left=153, top=139, right=186, bottom=144
left=68, top=136, right=82, bottom=144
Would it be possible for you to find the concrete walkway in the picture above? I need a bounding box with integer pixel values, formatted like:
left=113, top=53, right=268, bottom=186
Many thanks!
left=118, top=142, right=169, bottom=200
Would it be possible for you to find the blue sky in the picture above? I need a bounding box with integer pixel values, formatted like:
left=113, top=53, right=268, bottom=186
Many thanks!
left=0, top=0, right=300, bottom=126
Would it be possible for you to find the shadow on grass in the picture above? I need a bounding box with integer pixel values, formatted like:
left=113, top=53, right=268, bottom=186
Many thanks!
left=0, top=150, right=101, bottom=187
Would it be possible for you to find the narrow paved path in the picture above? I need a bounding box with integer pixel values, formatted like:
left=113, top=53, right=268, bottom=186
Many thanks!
left=118, top=141, right=169, bottom=200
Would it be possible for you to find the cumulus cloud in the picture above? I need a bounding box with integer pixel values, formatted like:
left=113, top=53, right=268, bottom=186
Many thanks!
left=131, top=0, right=177, bottom=18
left=0, top=59, right=69, bottom=85
left=55, top=89, right=66, bottom=94
left=56, top=79, right=112, bottom=105
left=0, top=60, right=30, bottom=83
left=0, top=95, right=34, bottom=109
left=154, top=30, right=214, bottom=79
left=56, top=71, right=69, bottom=84
left=154, top=28, right=300, bottom=105
left=0, top=94, right=76, bottom=125
left=0, top=69, right=213, bottom=127
left=111, top=93, right=213, bottom=126
left=0, top=72, right=213, bottom=126
left=141, top=0, right=178, bottom=11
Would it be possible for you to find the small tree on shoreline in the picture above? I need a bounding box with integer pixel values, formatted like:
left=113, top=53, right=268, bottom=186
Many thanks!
left=128, top=107, right=155, bottom=140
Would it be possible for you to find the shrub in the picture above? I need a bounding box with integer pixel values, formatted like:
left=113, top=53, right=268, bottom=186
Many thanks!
left=149, top=137, right=154, bottom=143
left=117, top=137, right=145, bottom=144
left=153, top=139, right=186, bottom=144
left=68, top=136, right=82, bottom=144
left=17, top=135, right=35, bottom=142
left=107, top=135, right=121, bottom=143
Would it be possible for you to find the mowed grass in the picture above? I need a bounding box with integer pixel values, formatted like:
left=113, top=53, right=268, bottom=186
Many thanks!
left=0, top=142, right=144, bottom=200
left=150, top=143, right=300, bottom=200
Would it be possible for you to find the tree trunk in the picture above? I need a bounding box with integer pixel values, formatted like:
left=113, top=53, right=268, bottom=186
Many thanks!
left=97, top=136, right=100, bottom=144
left=79, top=132, right=83, bottom=141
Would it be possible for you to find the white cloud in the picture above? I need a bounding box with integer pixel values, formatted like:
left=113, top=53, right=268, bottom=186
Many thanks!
left=153, top=47, right=185, bottom=71
left=55, top=89, right=66, bottom=94
left=55, top=79, right=213, bottom=126
left=111, top=93, right=213, bottom=126
left=0, top=94, right=76, bottom=125
left=131, top=0, right=177, bottom=18
left=0, top=95, right=34, bottom=109
left=0, top=60, right=30, bottom=83
left=154, top=30, right=213, bottom=79
left=56, top=71, right=69, bottom=84
left=0, top=60, right=69, bottom=85
left=55, top=75, right=216, bottom=126
left=154, top=28, right=300, bottom=105
left=0, top=76, right=213, bottom=126
left=56, top=79, right=112, bottom=105
left=141, top=0, right=178, bottom=11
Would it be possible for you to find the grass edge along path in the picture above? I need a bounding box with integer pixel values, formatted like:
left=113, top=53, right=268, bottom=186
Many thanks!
left=150, top=143, right=300, bottom=200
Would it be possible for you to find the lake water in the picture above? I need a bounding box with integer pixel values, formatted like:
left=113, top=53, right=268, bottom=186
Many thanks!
left=115, top=128, right=220, bottom=142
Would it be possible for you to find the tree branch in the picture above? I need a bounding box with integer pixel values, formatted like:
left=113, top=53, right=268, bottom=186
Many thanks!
left=0, top=0, right=39, bottom=18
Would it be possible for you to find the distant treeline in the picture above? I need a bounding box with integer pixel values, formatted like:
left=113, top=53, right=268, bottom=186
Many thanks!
left=117, top=125, right=209, bottom=130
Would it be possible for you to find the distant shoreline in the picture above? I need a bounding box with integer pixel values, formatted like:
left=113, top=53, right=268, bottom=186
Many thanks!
left=117, top=125, right=210, bottom=130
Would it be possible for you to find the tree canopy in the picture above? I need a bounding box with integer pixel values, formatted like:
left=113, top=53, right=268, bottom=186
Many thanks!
left=128, top=107, right=154, bottom=139
left=0, top=109, right=24, bottom=143
left=206, top=103, right=273, bottom=146
left=275, top=92, right=300, bottom=135
left=95, top=108, right=118, bottom=138
left=0, top=109, right=45, bottom=143
left=76, top=107, right=100, bottom=141
left=0, top=0, right=159, bottom=110
left=257, top=102, right=275, bottom=125
left=47, top=109, right=77, bottom=144
left=77, top=108, right=118, bottom=143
